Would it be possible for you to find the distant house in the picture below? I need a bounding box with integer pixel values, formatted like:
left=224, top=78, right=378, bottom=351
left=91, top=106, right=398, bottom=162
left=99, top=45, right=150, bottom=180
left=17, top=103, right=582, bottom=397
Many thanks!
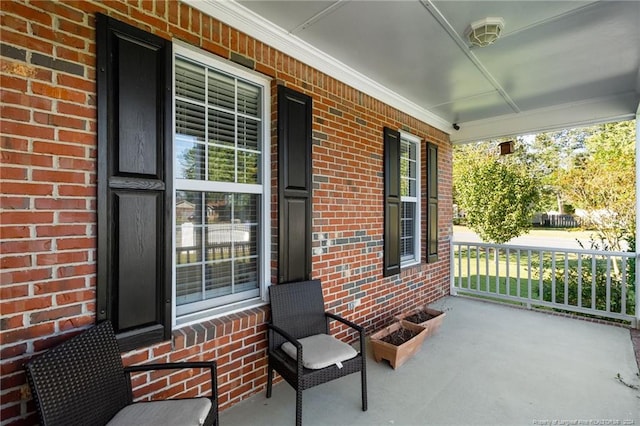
left=175, top=200, right=195, bottom=224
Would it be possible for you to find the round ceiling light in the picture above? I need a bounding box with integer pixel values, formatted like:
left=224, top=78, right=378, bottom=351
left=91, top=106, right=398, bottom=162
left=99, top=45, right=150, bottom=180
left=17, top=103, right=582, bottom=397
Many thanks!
left=465, top=17, right=505, bottom=48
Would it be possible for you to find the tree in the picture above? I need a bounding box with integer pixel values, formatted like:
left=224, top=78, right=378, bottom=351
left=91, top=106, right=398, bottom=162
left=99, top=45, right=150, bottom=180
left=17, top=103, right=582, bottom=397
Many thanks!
left=517, top=128, right=594, bottom=212
left=453, top=129, right=592, bottom=214
left=558, top=120, right=636, bottom=251
left=455, top=155, right=540, bottom=244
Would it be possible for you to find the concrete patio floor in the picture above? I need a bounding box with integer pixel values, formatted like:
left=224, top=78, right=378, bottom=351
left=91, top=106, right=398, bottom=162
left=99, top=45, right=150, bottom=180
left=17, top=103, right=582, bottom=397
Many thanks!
left=220, top=296, right=640, bottom=426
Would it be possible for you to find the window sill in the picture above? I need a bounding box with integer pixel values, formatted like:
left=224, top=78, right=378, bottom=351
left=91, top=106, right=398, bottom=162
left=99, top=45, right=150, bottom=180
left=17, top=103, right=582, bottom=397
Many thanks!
left=174, top=298, right=268, bottom=329
left=401, top=259, right=421, bottom=270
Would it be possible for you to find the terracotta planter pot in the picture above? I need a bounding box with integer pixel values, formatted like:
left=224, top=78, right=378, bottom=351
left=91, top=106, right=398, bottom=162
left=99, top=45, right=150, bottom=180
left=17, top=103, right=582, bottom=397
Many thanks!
left=369, top=321, right=428, bottom=369
left=395, top=306, right=446, bottom=338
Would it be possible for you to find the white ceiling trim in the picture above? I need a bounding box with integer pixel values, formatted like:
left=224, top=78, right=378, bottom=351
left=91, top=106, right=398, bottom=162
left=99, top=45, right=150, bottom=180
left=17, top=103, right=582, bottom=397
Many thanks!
left=184, top=0, right=452, bottom=134
left=498, top=1, right=601, bottom=41
left=289, top=1, right=347, bottom=35
left=451, top=92, right=639, bottom=144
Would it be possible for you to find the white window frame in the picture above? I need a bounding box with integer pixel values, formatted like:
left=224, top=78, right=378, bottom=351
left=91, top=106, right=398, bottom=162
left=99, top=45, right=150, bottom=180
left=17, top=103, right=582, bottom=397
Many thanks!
left=400, top=131, right=421, bottom=267
left=172, top=42, right=271, bottom=327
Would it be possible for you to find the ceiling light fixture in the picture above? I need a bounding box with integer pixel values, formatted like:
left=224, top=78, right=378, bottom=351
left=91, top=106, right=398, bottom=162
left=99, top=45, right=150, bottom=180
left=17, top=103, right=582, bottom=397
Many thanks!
left=465, top=17, right=505, bottom=48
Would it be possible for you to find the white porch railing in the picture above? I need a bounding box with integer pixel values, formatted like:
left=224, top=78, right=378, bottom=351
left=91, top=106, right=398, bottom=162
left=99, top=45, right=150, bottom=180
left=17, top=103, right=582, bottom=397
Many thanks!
left=451, top=241, right=639, bottom=327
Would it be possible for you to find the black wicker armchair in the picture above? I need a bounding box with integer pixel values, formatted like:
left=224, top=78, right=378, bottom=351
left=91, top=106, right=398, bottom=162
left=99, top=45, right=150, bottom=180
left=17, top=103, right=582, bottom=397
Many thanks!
left=266, top=279, right=367, bottom=426
left=24, top=321, right=218, bottom=426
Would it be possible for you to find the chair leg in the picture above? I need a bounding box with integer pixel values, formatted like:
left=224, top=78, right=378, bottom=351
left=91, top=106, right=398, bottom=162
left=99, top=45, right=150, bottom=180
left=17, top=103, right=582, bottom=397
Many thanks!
left=266, top=364, right=273, bottom=398
left=295, top=388, right=302, bottom=426
left=361, top=367, right=368, bottom=411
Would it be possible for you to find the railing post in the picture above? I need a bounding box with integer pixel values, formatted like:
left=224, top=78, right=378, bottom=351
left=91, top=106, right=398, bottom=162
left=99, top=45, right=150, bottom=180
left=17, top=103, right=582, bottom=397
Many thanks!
left=450, top=239, right=457, bottom=296
left=635, top=108, right=640, bottom=328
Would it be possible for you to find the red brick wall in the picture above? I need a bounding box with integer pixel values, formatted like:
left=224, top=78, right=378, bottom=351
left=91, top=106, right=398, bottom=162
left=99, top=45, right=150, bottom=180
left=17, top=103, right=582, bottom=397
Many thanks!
left=0, top=1, right=452, bottom=424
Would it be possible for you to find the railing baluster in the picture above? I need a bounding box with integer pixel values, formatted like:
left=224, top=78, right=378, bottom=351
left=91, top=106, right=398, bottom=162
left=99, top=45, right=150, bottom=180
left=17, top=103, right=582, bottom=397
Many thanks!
left=457, top=243, right=462, bottom=289
left=620, top=255, right=627, bottom=315
left=605, top=255, right=611, bottom=312
left=485, top=247, right=490, bottom=292
left=527, top=249, right=532, bottom=309
left=591, top=255, right=596, bottom=310
left=466, top=244, right=471, bottom=290
left=516, top=249, right=521, bottom=298
left=577, top=254, right=582, bottom=308
left=564, top=252, right=569, bottom=306
left=476, top=246, right=480, bottom=291
left=551, top=251, right=556, bottom=304
left=495, top=247, right=500, bottom=295
left=539, top=250, right=543, bottom=302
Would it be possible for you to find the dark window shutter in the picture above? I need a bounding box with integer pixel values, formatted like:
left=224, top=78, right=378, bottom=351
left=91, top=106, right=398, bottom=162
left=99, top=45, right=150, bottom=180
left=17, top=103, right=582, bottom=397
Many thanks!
left=427, top=142, right=439, bottom=263
left=278, top=86, right=313, bottom=283
left=383, top=127, right=401, bottom=277
left=96, top=14, right=172, bottom=351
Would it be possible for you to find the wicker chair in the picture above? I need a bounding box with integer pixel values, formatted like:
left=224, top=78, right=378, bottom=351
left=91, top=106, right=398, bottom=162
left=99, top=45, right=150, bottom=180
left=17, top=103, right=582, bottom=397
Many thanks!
left=24, top=321, right=218, bottom=426
left=266, top=279, right=367, bottom=426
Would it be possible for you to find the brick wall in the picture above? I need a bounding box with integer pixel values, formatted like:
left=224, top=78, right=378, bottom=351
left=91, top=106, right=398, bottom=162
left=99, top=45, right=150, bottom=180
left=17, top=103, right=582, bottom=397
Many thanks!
left=0, top=1, right=452, bottom=424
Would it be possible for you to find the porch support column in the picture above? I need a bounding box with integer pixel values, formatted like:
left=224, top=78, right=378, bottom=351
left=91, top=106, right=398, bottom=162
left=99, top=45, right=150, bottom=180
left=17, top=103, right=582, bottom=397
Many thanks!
left=450, top=239, right=457, bottom=296
left=635, top=103, right=640, bottom=328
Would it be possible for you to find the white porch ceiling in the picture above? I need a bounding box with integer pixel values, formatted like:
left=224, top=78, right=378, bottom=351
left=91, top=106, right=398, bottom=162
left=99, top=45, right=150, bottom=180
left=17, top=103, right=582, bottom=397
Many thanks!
left=189, top=0, right=640, bottom=143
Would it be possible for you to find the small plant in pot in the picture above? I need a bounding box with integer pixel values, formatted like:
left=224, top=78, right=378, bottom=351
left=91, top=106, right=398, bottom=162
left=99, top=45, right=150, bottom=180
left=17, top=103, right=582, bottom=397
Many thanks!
left=395, top=305, right=446, bottom=338
left=369, top=321, right=429, bottom=369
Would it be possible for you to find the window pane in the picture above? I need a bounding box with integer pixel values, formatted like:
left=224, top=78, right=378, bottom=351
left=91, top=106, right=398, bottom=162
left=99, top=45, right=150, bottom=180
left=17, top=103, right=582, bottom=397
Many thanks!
left=235, top=258, right=258, bottom=292
left=408, top=142, right=416, bottom=166
left=205, top=260, right=233, bottom=297
left=176, top=265, right=202, bottom=305
left=235, top=193, right=258, bottom=223
left=206, top=192, right=231, bottom=222
left=176, top=223, right=202, bottom=264
left=236, top=224, right=258, bottom=258
left=401, top=139, right=417, bottom=197
left=175, top=138, right=205, bottom=180
left=176, top=191, right=203, bottom=266
left=176, top=59, right=205, bottom=102
left=401, top=141, right=410, bottom=171
left=208, top=109, right=235, bottom=147
left=407, top=177, right=416, bottom=197
left=208, top=72, right=235, bottom=111
left=401, top=201, right=415, bottom=258
left=176, top=101, right=205, bottom=142
left=237, top=80, right=260, bottom=117
left=238, top=151, right=259, bottom=184
left=208, top=146, right=235, bottom=182
left=238, top=116, right=259, bottom=151
left=401, top=175, right=409, bottom=197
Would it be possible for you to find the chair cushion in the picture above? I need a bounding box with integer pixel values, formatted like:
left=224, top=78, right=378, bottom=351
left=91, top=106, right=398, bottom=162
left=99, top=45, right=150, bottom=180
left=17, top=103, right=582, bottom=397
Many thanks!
left=281, top=333, right=358, bottom=370
left=106, top=398, right=212, bottom=426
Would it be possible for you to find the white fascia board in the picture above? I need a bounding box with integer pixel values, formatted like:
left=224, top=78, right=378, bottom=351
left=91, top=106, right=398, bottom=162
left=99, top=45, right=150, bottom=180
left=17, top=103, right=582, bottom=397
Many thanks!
left=184, top=0, right=452, bottom=134
left=451, top=92, right=640, bottom=144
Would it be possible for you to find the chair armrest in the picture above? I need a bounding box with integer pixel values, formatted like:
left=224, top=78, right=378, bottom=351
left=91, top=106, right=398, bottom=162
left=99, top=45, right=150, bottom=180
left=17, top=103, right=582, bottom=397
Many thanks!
left=267, top=323, right=304, bottom=373
left=325, top=312, right=366, bottom=355
left=325, top=312, right=364, bottom=334
left=267, top=324, right=302, bottom=350
left=124, top=361, right=218, bottom=401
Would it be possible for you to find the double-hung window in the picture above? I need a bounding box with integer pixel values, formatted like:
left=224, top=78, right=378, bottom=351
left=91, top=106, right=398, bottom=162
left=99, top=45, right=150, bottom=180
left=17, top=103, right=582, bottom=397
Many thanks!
left=173, top=44, right=270, bottom=324
left=400, top=132, right=421, bottom=266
